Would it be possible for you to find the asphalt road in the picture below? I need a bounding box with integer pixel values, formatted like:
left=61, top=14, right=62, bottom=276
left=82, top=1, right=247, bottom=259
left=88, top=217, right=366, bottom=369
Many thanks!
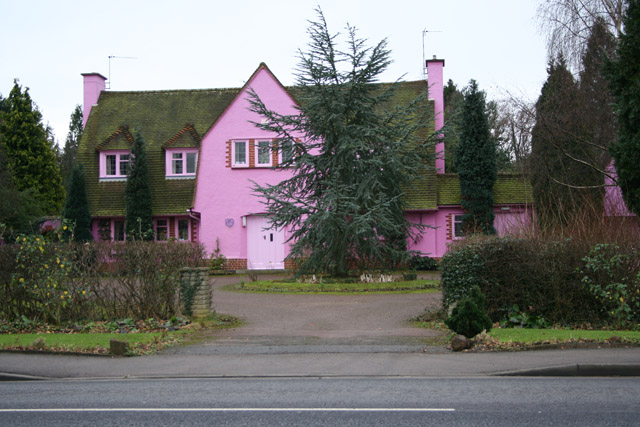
left=1, top=376, right=639, bottom=426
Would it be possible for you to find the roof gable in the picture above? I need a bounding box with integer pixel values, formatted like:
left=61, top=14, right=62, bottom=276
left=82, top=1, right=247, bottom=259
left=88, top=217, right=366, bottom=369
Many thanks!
left=96, top=125, right=134, bottom=151
left=162, top=123, right=201, bottom=149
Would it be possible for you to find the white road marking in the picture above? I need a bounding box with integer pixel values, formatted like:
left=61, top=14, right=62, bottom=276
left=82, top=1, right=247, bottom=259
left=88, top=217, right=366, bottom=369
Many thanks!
left=0, top=407, right=455, bottom=413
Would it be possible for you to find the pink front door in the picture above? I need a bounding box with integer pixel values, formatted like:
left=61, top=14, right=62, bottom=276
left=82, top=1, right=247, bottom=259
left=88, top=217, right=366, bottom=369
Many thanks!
left=247, top=215, right=285, bottom=270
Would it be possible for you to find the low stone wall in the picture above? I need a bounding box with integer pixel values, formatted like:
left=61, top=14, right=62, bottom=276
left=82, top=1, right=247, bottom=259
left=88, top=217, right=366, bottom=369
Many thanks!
left=179, top=267, right=211, bottom=317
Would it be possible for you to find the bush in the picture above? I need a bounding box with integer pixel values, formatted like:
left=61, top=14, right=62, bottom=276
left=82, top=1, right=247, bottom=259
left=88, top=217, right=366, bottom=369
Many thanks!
left=441, top=236, right=600, bottom=325
left=1, top=236, right=206, bottom=323
left=445, top=285, right=492, bottom=338
left=408, top=254, right=439, bottom=271
left=581, top=243, right=640, bottom=328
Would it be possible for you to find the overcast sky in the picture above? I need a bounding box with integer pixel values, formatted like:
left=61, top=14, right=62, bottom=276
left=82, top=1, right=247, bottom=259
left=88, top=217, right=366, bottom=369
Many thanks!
left=1, top=0, right=548, bottom=145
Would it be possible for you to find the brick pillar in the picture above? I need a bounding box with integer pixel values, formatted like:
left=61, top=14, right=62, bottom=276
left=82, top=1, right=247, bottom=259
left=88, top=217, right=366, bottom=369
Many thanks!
left=179, top=267, right=211, bottom=317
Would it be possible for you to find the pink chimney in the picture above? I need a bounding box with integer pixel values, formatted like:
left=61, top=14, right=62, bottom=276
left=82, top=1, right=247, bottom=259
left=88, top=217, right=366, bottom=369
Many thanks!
left=426, top=56, right=445, bottom=173
left=81, top=73, right=107, bottom=128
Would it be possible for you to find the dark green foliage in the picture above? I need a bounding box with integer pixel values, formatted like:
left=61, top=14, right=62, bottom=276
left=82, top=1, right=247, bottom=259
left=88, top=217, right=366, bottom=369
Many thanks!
left=440, top=237, right=601, bottom=325
left=125, top=132, right=153, bottom=241
left=62, top=164, right=93, bottom=242
left=60, top=105, right=84, bottom=190
left=408, top=254, right=439, bottom=271
left=0, top=141, right=44, bottom=240
left=0, top=80, right=65, bottom=214
left=249, top=8, right=435, bottom=276
left=455, top=80, right=497, bottom=235
left=531, top=55, right=606, bottom=226
left=443, top=79, right=464, bottom=173
left=445, top=285, right=492, bottom=338
left=605, top=0, right=640, bottom=217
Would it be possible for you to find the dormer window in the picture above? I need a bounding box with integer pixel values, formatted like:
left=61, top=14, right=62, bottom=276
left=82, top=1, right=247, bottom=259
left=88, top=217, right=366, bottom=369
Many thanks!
left=165, top=149, right=198, bottom=179
left=99, top=150, right=131, bottom=181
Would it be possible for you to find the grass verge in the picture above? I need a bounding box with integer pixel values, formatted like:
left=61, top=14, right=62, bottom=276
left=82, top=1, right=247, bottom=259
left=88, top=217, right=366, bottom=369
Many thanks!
left=488, top=328, right=640, bottom=344
left=225, top=279, right=440, bottom=294
left=0, top=313, right=241, bottom=356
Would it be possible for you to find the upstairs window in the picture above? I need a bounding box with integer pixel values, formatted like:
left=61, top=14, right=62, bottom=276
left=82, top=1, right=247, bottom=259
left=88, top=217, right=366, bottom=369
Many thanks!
left=280, top=139, right=294, bottom=164
left=256, top=140, right=272, bottom=167
left=232, top=140, right=248, bottom=168
left=166, top=149, right=198, bottom=178
left=100, top=151, right=131, bottom=180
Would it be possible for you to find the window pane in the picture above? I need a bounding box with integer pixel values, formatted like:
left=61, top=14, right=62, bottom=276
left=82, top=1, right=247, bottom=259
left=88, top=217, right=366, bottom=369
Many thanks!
left=281, top=140, right=293, bottom=162
left=156, top=219, right=168, bottom=241
left=454, top=215, right=464, bottom=237
left=186, top=153, right=196, bottom=174
left=119, top=154, right=130, bottom=176
left=178, top=219, right=189, bottom=240
left=106, top=155, right=116, bottom=175
left=172, top=152, right=183, bottom=174
left=113, top=221, right=125, bottom=241
left=234, top=141, right=246, bottom=164
left=258, top=141, right=270, bottom=164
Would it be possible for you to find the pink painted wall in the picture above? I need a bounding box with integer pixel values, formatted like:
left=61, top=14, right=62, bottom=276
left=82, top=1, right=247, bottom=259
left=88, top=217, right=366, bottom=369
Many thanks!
left=81, top=73, right=107, bottom=128
left=407, top=205, right=531, bottom=258
left=193, top=66, right=301, bottom=258
left=604, top=161, right=636, bottom=217
left=426, top=58, right=445, bottom=174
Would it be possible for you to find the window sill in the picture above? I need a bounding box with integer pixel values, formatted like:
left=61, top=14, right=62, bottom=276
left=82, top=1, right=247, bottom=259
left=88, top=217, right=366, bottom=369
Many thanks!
left=99, top=177, right=127, bottom=182
left=165, top=175, right=196, bottom=180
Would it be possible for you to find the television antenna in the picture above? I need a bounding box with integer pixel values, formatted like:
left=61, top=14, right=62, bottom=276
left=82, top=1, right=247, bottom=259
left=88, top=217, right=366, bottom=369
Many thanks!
left=107, top=55, right=137, bottom=89
left=422, top=29, right=442, bottom=78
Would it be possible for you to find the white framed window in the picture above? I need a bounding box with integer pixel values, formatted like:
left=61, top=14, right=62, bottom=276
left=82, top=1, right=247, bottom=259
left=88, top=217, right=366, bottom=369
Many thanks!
left=100, top=151, right=131, bottom=180
left=155, top=219, right=169, bottom=241
left=232, top=140, right=248, bottom=168
left=454, top=214, right=465, bottom=238
left=279, top=139, right=294, bottom=164
left=256, top=140, right=272, bottom=167
left=177, top=218, right=190, bottom=241
left=166, top=149, right=198, bottom=178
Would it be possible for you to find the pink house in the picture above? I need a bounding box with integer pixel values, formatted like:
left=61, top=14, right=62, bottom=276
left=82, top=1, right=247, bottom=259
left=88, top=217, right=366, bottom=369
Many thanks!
left=78, top=60, right=535, bottom=270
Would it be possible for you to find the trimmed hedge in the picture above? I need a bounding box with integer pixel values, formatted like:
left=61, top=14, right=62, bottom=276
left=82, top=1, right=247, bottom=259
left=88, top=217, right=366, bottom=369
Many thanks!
left=441, top=236, right=600, bottom=325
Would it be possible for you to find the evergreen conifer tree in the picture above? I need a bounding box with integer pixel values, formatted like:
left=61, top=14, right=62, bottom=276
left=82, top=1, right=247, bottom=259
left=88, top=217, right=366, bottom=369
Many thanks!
left=249, top=8, right=435, bottom=276
left=125, top=132, right=153, bottom=240
left=0, top=80, right=65, bottom=214
left=60, top=105, right=84, bottom=190
left=605, top=0, right=640, bottom=217
left=62, top=164, right=93, bottom=242
left=455, top=80, right=497, bottom=235
left=531, top=57, right=604, bottom=224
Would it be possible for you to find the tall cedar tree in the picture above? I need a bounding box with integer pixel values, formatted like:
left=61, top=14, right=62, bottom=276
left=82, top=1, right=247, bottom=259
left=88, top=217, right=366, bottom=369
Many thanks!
left=60, top=105, right=84, bottom=190
left=0, top=81, right=65, bottom=214
left=443, top=79, right=464, bottom=173
left=125, top=132, right=153, bottom=240
left=531, top=57, right=604, bottom=225
left=605, top=0, right=640, bottom=217
left=455, top=80, right=497, bottom=235
left=62, top=164, right=93, bottom=241
left=249, top=9, right=435, bottom=276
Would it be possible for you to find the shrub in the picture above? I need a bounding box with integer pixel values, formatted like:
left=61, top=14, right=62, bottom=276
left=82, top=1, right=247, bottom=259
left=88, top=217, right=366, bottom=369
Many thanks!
left=441, top=236, right=600, bottom=325
left=581, top=243, right=640, bottom=328
left=408, top=254, right=439, bottom=271
left=445, top=285, right=492, bottom=338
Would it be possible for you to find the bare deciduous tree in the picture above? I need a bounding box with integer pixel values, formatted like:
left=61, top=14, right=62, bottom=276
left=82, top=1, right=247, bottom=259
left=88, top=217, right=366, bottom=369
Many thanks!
left=538, top=0, right=626, bottom=71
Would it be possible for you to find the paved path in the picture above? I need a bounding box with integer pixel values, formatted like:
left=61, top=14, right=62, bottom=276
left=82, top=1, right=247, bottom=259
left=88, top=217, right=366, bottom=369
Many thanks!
left=163, top=274, right=444, bottom=354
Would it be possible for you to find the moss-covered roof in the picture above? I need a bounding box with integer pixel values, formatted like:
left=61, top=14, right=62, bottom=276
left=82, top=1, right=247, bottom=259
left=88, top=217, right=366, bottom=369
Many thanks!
left=77, top=88, right=240, bottom=216
left=437, top=173, right=533, bottom=206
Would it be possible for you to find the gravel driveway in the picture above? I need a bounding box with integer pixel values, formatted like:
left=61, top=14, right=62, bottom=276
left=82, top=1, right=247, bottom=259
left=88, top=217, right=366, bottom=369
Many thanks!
left=164, top=274, right=445, bottom=354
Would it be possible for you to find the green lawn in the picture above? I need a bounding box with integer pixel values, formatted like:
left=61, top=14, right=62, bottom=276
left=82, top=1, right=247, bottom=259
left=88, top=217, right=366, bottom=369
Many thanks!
left=225, top=279, right=440, bottom=294
left=0, top=331, right=189, bottom=355
left=488, top=328, right=640, bottom=344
